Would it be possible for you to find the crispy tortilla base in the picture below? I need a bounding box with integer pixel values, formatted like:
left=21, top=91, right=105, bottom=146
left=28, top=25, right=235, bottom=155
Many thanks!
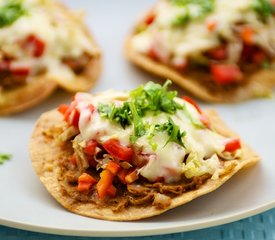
left=125, top=36, right=275, bottom=103
left=29, top=109, right=259, bottom=221
left=0, top=77, right=57, bottom=116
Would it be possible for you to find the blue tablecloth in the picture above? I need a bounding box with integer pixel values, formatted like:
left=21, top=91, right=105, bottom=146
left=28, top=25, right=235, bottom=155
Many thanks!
left=1, top=208, right=274, bottom=240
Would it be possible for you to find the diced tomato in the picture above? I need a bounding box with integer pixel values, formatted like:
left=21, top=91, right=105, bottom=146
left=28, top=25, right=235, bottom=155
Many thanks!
left=102, top=139, right=134, bottom=162
left=84, top=139, right=97, bottom=155
left=106, top=185, right=117, bottom=197
left=224, top=139, right=241, bottom=152
left=63, top=102, right=80, bottom=127
left=26, top=34, right=45, bottom=57
left=77, top=173, right=97, bottom=192
left=96, top=169, right=114, bottom=199
left=207, top=46, right=227, bottom=60
left=117, top=168, right=128, bottom=184
left=0, top=61, right=30, bottom=76
left=182, top=96, right=202, bottom=114
left=240, top=27, right=254, bottom=45
left=106, top=160, right=121, bottom=175
left=206, top=20, right=217, bottom=32
left=211, top=64, right=243, bottom=85
left=71, top=108, right=80, bottom=127
left=145, top=11, right=155, bottom=25
left=9, top=64, right=30, bottom=76
left=125, top=169, right=139, bottom=184
left=58, top=104, right=69, bottom=114
left=172, top=58, right=188, bottom=71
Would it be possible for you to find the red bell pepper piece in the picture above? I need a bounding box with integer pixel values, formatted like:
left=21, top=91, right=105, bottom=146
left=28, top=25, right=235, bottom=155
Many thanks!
left=77, top=173, right=97, bottom=192
left=26, top=34, right=45, bottom=57
left=224, top=139, right=241, bottom=152
left=182, top=96, right=202, bottom=114
left=84, top=139, right=97, bottom=155
left=211, top=64, right=243, bottom=85
left=102, top=139, right=134, bottom=162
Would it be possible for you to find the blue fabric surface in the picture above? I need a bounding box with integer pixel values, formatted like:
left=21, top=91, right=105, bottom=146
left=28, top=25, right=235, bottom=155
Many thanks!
left=1, top=208, right=275, bottom=240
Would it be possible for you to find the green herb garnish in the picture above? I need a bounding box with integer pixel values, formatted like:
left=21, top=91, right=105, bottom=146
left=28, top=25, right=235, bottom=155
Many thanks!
left=155, top=118, right=186, bottom=148
left=0, top=153, right=12, bottom=164
left=171, top=0, right=215, bottom=26
left=0, top=0, right=26, bottom=28
left=252, top=0, right=274, bottom=21
left=130, top=80, right=182, bottom=115
left=98, top=103, right=132, bottom=129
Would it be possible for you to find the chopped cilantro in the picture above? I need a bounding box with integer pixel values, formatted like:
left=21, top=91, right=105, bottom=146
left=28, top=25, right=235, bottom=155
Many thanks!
left=0, top=1, right=26, bottom=28
left=128, top=102, right=146, bottom=143
left=252, top=0, right=274, bottom=21
left=155, top=118, right=186, bottom=148
left=98, top=103, right=131, bottom=129
left=0, top=153, right=12, bottom=164
left=130, top=80, right=182, bottom=115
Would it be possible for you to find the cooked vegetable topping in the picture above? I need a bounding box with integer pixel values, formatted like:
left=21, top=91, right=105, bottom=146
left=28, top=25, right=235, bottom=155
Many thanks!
left=0, top=1, right=26, bottom=28
left=58, top=81, right=242, bottom=198
left=0, top=153, right=12, bottom=164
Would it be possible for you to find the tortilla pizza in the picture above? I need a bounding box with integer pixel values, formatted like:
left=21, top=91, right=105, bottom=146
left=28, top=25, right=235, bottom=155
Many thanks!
left=0, top=0, right=101, bottom=115
left=29, top=81, right=259, bottom=220
left=125, top=0, right=275, bottom=102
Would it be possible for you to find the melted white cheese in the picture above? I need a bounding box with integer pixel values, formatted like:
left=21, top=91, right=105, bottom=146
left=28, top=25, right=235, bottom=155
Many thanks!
left=74, top=90, right=233, bottom=183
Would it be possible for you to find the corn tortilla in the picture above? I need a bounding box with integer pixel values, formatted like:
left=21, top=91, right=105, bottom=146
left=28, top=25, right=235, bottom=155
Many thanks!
left=29, top=108, right=260, bottom=221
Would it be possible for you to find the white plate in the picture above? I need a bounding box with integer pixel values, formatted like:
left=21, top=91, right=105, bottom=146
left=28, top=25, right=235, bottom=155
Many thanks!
left=0, top=0, right=275, bottom=237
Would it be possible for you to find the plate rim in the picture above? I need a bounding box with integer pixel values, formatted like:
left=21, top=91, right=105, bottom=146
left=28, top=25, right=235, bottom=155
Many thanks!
left=1, top=202, right=274, bottom=237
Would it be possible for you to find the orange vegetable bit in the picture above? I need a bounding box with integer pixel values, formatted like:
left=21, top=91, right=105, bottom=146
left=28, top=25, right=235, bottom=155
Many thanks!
left=240, top=27, right=254, bottom=45
left=206, top=20, right=217, bottom=32
left=58, top=104, right=69, bottom=115
left=117, top=168, right=129, bottom=184
left=125, top=169, right=139, bottom=184
left=77, top=173, right=97, bottom=192
left=96, top=169, right=114, bottom=199
left=106, top=160, right=121, bottom=175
